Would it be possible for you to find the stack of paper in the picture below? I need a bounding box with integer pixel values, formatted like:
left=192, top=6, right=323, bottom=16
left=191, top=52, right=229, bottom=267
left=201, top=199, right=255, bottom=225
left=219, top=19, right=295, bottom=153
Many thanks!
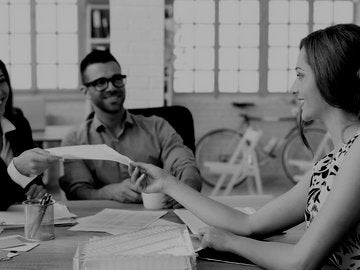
left=0, top=203, right=77, bottom=229
left=73, top=225, right=196, bottom=270
left=69, top=208, right=167, bottom=235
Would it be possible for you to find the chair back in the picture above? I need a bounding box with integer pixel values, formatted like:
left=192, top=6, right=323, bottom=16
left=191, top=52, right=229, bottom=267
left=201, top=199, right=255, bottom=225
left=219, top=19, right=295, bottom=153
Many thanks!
left=129, top=106, right=196, bottom=154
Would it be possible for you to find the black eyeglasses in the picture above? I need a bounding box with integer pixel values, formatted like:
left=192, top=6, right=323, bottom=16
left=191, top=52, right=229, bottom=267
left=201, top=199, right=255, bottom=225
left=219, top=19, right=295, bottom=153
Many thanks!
left=84, top=74, right=127, bottom=92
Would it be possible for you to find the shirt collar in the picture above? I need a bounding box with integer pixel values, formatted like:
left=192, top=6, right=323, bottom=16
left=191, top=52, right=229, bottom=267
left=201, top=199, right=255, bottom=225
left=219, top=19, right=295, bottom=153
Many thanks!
left=1, top=117, right=16, bottom=135
left=92, top=110, right=135, bottom=132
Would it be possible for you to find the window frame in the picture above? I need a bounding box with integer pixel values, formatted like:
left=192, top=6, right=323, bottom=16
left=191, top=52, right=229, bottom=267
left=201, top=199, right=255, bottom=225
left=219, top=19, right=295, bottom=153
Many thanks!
left=171, top=0, right=358, bottom=96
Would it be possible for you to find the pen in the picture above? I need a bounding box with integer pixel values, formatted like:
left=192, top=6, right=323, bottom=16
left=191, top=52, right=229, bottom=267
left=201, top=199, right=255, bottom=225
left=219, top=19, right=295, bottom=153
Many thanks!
left=30, top=193, right=52, bottom=239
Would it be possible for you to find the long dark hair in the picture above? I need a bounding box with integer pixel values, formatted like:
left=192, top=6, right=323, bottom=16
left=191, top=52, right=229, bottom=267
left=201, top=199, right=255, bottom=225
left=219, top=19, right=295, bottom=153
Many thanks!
left=0, top=60, right=14, bottom=118
left=298, top=24, right=360, bottom=148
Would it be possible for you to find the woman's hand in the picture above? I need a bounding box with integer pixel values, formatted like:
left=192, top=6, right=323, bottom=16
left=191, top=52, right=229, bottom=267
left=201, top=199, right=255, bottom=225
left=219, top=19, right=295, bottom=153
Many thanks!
left=14, top=148, right=62, bottom=177
left=198, top=227, right=235, bottom=252
left=129, top=162, right=175, bottom=194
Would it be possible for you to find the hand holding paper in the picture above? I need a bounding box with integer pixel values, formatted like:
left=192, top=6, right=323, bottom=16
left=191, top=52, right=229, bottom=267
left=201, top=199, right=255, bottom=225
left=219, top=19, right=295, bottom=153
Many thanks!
left=46, top=144, right=133, bottom=166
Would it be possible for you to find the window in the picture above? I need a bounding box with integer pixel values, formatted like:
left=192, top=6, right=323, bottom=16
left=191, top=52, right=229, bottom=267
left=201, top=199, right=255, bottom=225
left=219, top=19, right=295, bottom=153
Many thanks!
left=172, top=0, right=355, bottom=94
left=0, top=0, right=78, bottom=91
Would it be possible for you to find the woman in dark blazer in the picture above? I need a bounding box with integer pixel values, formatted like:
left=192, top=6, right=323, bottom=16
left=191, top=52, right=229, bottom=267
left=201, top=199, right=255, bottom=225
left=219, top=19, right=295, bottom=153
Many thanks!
left=0, top=60, right=60, bottom=210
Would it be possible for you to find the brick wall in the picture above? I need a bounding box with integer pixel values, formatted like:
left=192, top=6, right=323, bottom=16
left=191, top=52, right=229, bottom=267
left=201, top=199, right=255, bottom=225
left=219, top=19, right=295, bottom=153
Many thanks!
left=110, top=0, right=164, bottom=108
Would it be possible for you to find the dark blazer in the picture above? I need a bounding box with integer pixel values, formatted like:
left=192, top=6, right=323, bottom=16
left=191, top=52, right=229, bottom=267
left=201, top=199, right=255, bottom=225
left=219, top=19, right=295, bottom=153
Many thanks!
left=0, top=108, right=43, bottom=210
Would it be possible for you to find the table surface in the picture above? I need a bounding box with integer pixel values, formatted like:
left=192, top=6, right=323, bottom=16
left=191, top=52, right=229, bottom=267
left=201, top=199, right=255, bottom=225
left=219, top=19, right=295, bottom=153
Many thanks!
left=0, top=195, right=337, bottom=270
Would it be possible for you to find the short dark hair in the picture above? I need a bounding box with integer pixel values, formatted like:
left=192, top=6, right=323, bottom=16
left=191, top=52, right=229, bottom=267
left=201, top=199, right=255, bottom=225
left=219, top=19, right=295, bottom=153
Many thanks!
left=300, top=24, right=360, bottom=118
left=0, top=60, right=14, bottom=117
left=80, top=50, right=120, bottom=82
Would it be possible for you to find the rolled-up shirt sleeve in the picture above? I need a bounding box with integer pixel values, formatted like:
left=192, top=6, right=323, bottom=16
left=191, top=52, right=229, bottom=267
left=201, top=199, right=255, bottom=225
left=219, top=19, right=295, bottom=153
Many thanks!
left=156, top=118, right=202, bottom=190
left=59, top=130, right=96, bottom=198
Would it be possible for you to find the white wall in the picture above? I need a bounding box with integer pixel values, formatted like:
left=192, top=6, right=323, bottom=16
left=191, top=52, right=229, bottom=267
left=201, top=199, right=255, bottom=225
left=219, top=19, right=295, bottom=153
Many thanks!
left=110, top=0, right=164, bottom=108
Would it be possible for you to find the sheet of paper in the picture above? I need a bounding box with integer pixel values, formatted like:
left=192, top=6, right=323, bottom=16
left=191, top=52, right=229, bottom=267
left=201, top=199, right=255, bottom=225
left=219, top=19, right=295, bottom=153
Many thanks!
left=0, top=235, right=39, bottom=252
left=46, top=144, right=133, bottom=166
left=69, top=208, right=167, bottom=235
left=174, top=207, right=255, bottom=235
left=0, top=203, right=77, bottom=226
left=83, top=225, right=194, bottom=257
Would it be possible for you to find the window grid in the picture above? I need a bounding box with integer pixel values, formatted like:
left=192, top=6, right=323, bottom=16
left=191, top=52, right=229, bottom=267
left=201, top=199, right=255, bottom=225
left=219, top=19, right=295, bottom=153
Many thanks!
left=0, top=0, right=79, bottom=91
left=172, top=0, right=355, bottom=94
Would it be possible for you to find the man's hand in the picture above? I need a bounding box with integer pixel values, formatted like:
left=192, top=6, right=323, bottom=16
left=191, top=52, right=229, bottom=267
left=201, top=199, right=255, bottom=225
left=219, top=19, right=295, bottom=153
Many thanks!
left=14, top=148, right=62, bottom=177
left=198, top=227, right=235, bottom=252
left=101, top=179, right=142, bottom=203
left=25, top=184, right=47, bottom=200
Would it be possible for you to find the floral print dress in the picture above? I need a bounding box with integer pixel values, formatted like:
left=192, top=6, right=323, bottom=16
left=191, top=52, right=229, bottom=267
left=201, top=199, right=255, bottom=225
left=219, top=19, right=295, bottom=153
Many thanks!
left=305, top=133, right=360, bottom=269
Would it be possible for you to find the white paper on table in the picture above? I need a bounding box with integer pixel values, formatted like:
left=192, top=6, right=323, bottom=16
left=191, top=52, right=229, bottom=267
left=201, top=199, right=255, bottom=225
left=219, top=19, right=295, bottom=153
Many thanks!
left=0, top=203, right=77, bottom=226
left=46, top=144, right=133, bottom=166
left=174, top=207, right=255, bottom=235
left=0, top=235, right=39, bottom=252
left=69, top=208, right=167, bottom=235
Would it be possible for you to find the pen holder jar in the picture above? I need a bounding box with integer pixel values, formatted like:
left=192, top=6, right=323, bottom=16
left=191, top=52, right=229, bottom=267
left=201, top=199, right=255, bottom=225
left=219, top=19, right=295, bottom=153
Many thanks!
left=23, top=199, right=55, bottom=241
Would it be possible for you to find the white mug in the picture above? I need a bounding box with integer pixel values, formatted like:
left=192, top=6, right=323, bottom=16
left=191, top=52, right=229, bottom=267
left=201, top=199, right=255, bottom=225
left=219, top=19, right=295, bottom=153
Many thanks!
left=141, top=192, right=165, bottom=210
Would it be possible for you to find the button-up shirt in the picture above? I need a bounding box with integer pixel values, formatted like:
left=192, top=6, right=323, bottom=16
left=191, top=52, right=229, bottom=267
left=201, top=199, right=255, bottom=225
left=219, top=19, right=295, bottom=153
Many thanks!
left=60, top=111, right=201, bottom=198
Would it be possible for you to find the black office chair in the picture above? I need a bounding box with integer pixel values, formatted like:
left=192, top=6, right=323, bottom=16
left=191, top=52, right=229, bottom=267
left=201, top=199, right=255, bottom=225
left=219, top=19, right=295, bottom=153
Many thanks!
left=86, top=105, right=196, bottom=154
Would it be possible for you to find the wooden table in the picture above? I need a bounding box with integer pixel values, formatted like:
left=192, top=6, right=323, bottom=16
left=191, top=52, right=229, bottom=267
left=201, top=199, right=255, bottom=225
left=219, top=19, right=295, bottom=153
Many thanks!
left=0, top=196, right=337, bottom=270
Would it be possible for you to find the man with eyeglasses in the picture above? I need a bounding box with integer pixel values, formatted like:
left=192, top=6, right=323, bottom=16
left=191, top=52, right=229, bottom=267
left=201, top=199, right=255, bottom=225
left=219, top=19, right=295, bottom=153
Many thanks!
left=59, top=50, right=201, bottom=208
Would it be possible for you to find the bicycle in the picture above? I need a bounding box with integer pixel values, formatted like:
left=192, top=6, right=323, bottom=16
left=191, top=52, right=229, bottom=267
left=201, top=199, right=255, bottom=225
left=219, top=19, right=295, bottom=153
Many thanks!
left=195, top=102, right=334, bottom=188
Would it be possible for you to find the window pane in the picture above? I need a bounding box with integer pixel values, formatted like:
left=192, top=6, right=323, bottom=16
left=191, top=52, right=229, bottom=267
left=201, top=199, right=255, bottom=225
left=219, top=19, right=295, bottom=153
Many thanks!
left=268, top=70, right=288, bottom=93
left=0, top=4, right=9, bottom=33
left=269, top=47, right=288, bottom=69
left=10, top=4, right=30, bottom=33
left=58, top=65, right=78, bottom=89
left=239, top=24, right=259, bottom=47
left=194, top=25, right=214, bottom=46
left=173, top=71, right=193, bottom=93
left=36, top=4, right=56, bottom=33
left=10, top=34, right=30, bottom=63
left=334, top=1, right=353, bottom=23
left=239, top=48, right=258, bottom=70
left=174, top=0, right=194, bottom=23
left=269, top=1, right=289, bottom=23
left=289, top=47, right=299, bottom=69
left=37, top=65, right=57, bottom=89
left=194, top=48, right=214, bottom=69
left=173, top=47, right=194, bottom=70
left=219, top=0, right=239, bottom=23
left=11, top=65, right=31, bottom=89
left=314, top=1, right=333, bottom=24
left=57, top=5, right=78, bottom=33
left=240, top=0, right=259, bottom=23
left=194, top=0, right=214, bottom=23
left=37, top=35, right=57, bottom=63
left=219, top=25, right=239, bottom=47
left=268, top=25, right=288, bottom=46
left=313, top=24, right=330, bottom=31
left=174, top=24, right=194, bottom=47
left=239, top=71, right=258, bottom=93
left=219, top=71, right=238, bottom=92
left=58, top=34, right=78, bottom=64
left=289, top=24, right=307, bottom=47
left=0, top=35, right=10, bottom=63
left=194, top=71, right=214, bottom=92
left=219, top=48, right=238, bottom=70
left=289, top=1, right=308, bottom=23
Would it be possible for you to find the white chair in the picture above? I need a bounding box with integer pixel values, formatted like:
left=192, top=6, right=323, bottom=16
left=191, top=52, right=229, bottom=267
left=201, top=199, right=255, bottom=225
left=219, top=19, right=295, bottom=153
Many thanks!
left=204, top=127, right=263, bottom=196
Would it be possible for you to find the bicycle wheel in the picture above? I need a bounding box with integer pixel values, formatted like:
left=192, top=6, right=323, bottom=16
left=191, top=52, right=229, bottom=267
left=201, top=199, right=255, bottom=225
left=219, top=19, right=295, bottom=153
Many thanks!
left=196, top=129, right=247, bottom=188
left=282, top=127, right=333, bottom=184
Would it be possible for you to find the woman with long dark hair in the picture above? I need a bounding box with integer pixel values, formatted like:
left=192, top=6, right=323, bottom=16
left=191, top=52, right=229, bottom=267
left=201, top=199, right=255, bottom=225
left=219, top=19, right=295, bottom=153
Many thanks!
left=130, top=24, right=360, bottom=270
left=0, top=60, right=60, bottom=210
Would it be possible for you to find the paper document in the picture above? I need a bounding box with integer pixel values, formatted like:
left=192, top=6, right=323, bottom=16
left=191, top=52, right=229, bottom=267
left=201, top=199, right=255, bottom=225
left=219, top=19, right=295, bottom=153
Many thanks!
left=0, top=203, right=77, bottom=227
left=174, top=207, right=255, bottom=235
left=46, top=144, right=133, bottom=166
left=0, top=235, right=39, bottom=252
left=69, top=208, right=167, bottom=235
